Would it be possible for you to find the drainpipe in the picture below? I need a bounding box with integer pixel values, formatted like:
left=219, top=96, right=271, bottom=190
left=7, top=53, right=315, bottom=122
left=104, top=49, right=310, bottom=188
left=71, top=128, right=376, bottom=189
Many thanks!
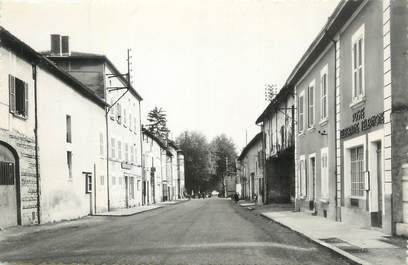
left=138, top=101, right=144, bottom=204
left=105, top=110, right=111, bottom=211
left=329, top=33, right=339, bottom=221
left=32, top=64, right=41, bottom=225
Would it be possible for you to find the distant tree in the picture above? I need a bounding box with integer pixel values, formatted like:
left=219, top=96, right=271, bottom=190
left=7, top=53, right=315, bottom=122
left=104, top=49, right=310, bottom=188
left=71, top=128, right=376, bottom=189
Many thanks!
left=146, top=107, right=170, bottom=140
left=176, top=131, right=211, bottom=194
left=209, top=134, right=237, bottom=193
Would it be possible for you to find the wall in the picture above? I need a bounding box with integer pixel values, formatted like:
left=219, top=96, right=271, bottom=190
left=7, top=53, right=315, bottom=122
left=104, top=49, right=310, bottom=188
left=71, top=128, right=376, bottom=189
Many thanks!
left=0, top=46, right=38, bottom=226
left=389, top=0, right=408, bottom=236
left=54, top=59, right=105, bottom=99
left=295, top=43, right=336, bottom=219
left=37, top=65, right=107, bottom=223
left=264, top=94, right=295, bottom=203
left=106, top=64, right=142, bottom=208
left=338, top=0, right=385, bottom=230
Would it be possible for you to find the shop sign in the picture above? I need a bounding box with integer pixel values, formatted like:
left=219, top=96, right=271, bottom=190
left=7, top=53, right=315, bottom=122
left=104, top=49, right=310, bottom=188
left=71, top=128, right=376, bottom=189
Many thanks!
left=121, top=162, right=133, bottom=170
left=340, top=108, right=384, bottom=139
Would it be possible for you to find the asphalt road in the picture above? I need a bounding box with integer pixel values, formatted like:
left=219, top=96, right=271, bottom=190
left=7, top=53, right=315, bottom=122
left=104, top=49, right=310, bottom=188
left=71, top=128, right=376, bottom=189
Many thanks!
left=0, top=198, right=352, bottom=265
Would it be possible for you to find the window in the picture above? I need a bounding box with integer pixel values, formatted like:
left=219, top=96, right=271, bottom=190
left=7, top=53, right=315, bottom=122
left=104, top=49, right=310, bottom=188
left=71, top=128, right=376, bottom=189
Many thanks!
left=116, top=103, right=122, bottom=124
left=298, top=92, right=305, bottom=133
left=0, top=161, right=15, bottom=185
left=308, top=81, right=315, bottom=128
left=66, top=115, right=72, bottom=143
left=137, top=180, right=141, bottom=191
left=134, top=117, right=137, bottom=132
left=129, top=177, right=135, bottom=199
left=320, top=66, right=328, bottom=120
left=100, top=175, right=105, bottom=185
left=129, top=113, right=132, bottom=131
left=99, top=133, right=104, bottom=156
left=111, top=138, right=116, bottom=159
left=85, top=174, right=92, bottom=193
left=67, top=151, right=72, bottom=179
left=112, top=176, right=116, bottom=185
left=130, top=145, right=134, bottom=162
left=350, top=146, right=364, bottom=197
left=125, top=143, right=129, bottom=162
left=109, top=98, right=115, bottom=119
left=118, top=141, right=122, bottom=160
left=119, top=177, right=123, bottom=186
left=124, top=108, right=127, bottom=126
left=320, top=148, right=329, bottom=199
left=9, top=75, right=28, bottom=118
left=352, top=25, right=365, bottom=101
left=299, top=155, right=306, bottom=197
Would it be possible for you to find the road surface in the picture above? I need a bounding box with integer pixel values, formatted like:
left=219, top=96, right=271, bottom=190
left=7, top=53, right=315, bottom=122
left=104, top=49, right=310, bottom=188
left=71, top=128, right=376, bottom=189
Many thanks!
left=0, top=198, right=352, bottom=265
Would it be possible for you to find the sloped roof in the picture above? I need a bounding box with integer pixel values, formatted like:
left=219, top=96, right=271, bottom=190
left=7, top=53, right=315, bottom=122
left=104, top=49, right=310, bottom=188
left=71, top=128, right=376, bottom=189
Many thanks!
left=142, top=128, right=167, bottom=149
left=0, top=27, right=107, bottom=108
left=238, top=132, right=262, bottom=161
left=255, top=0, right=363, bottom=125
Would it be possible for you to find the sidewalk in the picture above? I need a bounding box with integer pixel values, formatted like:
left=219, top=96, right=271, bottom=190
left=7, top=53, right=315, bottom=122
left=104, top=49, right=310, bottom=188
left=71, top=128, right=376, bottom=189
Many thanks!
left=261, top=210, right=406, bottom=265
left=96, top=199, right=189, bottom=216
left=95, top=205, right=162, bottom=216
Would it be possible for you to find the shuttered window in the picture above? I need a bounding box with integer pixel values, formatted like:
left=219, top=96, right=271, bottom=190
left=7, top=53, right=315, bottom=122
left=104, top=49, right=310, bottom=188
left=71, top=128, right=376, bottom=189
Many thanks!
left=9, top=75, right=28, bottom=118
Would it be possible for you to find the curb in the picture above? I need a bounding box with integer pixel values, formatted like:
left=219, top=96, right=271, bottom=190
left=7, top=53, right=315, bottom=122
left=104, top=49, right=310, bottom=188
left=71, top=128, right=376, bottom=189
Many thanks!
left=95, top=206, right=163, bottom=217
left=97, top=199, right=190, bottom=217
left=260, top=213, right=372, bottom=265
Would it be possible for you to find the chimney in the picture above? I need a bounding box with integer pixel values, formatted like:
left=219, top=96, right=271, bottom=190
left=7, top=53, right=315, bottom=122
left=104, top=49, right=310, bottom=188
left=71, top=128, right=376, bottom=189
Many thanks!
left=61, top=36, right=70, bottom=55
left=50, top=34, right=61, bottom=55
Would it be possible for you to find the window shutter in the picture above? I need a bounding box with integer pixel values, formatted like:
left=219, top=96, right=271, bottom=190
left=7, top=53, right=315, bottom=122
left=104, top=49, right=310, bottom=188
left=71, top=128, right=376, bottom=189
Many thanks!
left=9, top=75, right=15, bottom=113
left=24, top=82, right=29, bottom=118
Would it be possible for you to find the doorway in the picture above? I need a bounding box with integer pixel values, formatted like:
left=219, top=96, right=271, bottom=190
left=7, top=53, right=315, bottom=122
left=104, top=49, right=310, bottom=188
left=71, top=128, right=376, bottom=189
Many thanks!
left=309, top=156, right=316, bottom=211
left=0, top=143, right=20, bottom=227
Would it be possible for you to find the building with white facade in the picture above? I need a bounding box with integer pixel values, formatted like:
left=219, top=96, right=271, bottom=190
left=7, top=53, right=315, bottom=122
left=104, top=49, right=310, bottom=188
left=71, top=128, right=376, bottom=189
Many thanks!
left=0, top=27, right=108, bottom=227
left=42, top=36, right=143, bottom=211
left=142, top=128, right=167, bottom=204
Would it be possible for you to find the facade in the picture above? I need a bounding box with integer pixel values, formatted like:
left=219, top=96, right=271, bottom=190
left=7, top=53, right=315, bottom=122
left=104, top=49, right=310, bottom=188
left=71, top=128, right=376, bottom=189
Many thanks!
left=168, top=141, right=179, bottom=200
left=0, top=28, right=40, bottom=228
left=237, top=133, right=263, bottom=203
left=289, top=0, right=408, bottom=235
left=42, top=37, right=144, bottom=210
left=177, top=151, right=185, bottom=198
left=142, top=128, right=167, bottom=204
left=256, top=87, right=295, bottom=204
left=0, top=27, right=108, bottom=227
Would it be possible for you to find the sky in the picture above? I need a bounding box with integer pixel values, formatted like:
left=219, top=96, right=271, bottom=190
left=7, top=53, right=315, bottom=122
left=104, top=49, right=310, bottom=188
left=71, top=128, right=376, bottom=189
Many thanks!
left=0, top=0, right=340, bottom=153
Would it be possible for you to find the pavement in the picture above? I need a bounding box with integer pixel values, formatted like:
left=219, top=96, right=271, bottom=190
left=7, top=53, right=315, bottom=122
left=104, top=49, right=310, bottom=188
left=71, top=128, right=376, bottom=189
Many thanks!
left=94, top=199, right=189, bottom=216
left=0, top=198, right=354, bottom=265
left=259, top=207, right=406, bottom=265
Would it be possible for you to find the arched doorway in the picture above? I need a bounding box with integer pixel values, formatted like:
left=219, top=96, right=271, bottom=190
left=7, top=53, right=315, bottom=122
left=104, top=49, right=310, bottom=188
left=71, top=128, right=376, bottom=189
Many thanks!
left=0, top=142, right=20, bottom=227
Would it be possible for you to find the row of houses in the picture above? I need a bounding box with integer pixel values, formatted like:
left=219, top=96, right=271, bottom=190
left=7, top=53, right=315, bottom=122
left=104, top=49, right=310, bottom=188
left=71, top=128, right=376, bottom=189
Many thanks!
left=0, top=27, right=185, bottom=229
left=238, top=0, right=408, bottom=236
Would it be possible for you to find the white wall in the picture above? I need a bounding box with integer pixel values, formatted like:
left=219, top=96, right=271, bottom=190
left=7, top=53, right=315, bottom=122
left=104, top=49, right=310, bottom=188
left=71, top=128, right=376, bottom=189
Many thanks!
left=105, top=65, right=142, bottom=208
left=0, top=47, right=35, bottom=136
left=37, top=67, right=107, bottom=223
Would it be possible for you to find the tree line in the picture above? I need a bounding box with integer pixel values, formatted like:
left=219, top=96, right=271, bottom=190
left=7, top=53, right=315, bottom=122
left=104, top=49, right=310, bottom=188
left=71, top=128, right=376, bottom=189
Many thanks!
left=146, top=107, right=237, bottom=195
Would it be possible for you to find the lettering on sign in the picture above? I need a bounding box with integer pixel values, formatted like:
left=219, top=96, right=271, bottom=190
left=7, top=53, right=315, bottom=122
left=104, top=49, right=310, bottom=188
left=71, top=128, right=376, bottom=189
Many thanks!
left=340, top=111, right=384, bottom=139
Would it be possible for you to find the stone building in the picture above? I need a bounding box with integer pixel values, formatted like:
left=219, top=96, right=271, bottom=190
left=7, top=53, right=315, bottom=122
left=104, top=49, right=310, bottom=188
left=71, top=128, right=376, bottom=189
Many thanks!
left=256, top=87, right=295, bottom=204
left=142, top=128, right=167, bottom=204
left=177, top=151, right=185, bottom=198
left=237, top=133, right=263, bottom=203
